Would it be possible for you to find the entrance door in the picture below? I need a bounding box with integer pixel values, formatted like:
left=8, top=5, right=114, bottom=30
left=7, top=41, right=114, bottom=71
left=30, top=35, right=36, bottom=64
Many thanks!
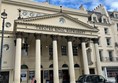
left=89, top=68, right=95, bottom=74
left=62, top=70, right=70, bottom=83
left=41, top=70, right=43, bottom=83
left=49, top=70, right=53, bottom=83
left=0, top=71, right=9, bottom=83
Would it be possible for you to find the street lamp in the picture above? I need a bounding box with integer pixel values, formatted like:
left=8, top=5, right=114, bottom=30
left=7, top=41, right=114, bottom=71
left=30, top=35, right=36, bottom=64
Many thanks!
left=0, top=9, right=7, bottom=71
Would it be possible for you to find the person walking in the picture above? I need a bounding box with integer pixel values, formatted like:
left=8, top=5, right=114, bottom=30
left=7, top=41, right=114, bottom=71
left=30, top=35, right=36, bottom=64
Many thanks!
left=31, top=76, right=36, bottom=83
left=34, top=79, right=37, bottom=83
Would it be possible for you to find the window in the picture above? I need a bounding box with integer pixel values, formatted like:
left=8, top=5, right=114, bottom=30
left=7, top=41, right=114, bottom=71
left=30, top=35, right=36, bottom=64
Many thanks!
left=99, top=50, right=103, bottom=61
left=106, top=38, right=111, bottom=46
left=117, top=23, right=118, bottom=31
left=107, top=67, right=118, bottom=77
left=22, top=43, right=29, bottom=56
left=108, top=51, right=113, bottom=61
left=115, top=14, right=118, bottom=18
left=61, top=46, right=67, bottom=55
left=49, top=45, right=53, bottom=60
left=93, top=17, right=97, bottom=22
left=104, top=28, right=108, bottom=34
left=73, top=46, right=78, bottom=56
left=49, top=45, right=53, bottom=56
left=103, top=18, right=107, bottom=23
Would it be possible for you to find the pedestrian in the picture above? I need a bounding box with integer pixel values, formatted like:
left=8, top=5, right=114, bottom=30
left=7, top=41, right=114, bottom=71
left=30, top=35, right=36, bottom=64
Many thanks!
left=34, top=79, right=37, bottom=83
left=31, top=76, right=35, bottom=83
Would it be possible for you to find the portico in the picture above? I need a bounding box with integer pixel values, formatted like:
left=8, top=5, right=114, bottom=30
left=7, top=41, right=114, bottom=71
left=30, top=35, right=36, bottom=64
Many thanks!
left=14, top=12, right=102, bottom=83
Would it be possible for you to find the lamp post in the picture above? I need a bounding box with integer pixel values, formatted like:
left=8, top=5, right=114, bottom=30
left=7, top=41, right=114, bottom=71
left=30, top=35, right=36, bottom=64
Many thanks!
left=0, top=9, right=7, bottom=71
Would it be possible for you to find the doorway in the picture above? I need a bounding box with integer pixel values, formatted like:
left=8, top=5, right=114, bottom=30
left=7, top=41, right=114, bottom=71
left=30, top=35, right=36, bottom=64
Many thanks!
left=41, top=70, right=43, bottom=83
left=62, top=70, right=70, bottom=83
left=49, top=70, right=53, bottom=83
left=89, top=68, right=95, bottom=74
left=0, top=71, right=9, bottom=83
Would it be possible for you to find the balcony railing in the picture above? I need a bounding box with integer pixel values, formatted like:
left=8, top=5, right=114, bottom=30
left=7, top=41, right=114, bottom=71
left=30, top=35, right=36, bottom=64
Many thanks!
left=101, top=57, right=118, bottom=62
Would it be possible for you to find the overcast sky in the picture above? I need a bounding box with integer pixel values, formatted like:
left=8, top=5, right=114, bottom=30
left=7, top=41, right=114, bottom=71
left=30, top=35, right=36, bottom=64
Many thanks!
left=33, top=0, right=118, bottom=11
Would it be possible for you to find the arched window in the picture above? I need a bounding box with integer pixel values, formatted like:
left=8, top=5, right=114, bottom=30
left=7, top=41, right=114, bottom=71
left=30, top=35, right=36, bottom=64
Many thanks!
left=21, top=64, right=28, bottom=69
left=101, top=15, right=108, bottom=23
left=49, top=64, right=53, bottom=68
left=74, top=64, right=80, bottom=68
left=91, top=13, right=98, bottom=22
left=62, top=64, right=68, bottom=68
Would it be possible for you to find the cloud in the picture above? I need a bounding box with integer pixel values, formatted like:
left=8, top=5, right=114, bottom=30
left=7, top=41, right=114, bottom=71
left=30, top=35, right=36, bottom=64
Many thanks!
left=32, top=0, right=118, bottom=11
left=111, top=2, right=118, bottom=10
left=103, top=0, right=118, bottom=11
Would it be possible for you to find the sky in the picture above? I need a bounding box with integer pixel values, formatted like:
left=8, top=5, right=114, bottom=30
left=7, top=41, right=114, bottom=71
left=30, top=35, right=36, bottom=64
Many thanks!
left=32, top=0, right=118, bottom=11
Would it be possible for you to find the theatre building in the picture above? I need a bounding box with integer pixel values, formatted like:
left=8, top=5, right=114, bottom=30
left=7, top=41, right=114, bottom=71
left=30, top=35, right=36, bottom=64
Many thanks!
left=0, top=0, right=118, bottom=83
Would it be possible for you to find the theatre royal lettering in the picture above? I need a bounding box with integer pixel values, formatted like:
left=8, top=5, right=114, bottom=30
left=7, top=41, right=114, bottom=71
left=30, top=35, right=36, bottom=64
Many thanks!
left=36, top=26, right=85, bottom=34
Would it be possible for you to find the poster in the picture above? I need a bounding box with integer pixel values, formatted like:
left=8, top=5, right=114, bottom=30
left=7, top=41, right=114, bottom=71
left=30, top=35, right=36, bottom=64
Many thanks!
left=21, top=71, right=27, bottom=81
left=29, top=71, right=35, bottom=80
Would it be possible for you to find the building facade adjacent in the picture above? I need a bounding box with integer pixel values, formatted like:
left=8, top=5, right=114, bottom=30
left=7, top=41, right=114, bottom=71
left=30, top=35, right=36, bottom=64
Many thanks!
left=0, top=0, right=118, bottom=83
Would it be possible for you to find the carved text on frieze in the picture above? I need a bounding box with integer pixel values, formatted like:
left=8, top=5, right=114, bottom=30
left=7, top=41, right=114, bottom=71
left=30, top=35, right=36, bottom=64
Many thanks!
left=36, top=26, right=85, bottom=34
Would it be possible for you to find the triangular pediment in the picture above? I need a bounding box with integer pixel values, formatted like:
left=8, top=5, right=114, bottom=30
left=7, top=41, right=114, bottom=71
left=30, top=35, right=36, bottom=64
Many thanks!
left=15, top=13, right=98, bottom=32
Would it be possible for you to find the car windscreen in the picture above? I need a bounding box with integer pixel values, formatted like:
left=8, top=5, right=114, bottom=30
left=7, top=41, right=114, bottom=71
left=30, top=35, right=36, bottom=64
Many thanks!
left=78, top=75, right=86, bottom=82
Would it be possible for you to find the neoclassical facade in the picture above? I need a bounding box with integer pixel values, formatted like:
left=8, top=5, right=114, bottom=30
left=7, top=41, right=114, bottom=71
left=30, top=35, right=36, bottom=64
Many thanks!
left=0, top=0, right=118, bottom=83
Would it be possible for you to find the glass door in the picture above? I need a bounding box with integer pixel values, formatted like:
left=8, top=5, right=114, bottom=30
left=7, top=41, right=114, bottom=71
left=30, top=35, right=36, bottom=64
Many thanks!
left=0, top=71, right=9, bottom=83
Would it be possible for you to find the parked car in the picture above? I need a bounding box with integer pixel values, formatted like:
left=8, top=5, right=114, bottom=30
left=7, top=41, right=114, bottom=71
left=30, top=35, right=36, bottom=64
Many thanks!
left=76, top=74, right=112, bottom=83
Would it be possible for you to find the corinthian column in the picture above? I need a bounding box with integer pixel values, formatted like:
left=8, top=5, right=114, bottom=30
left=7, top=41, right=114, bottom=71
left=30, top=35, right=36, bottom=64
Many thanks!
left=67, top=37, right=75, bottom=83
left=14, top=33, right=22, bottom=83
left=52, top=36, right=59, bottom=83
left=93, top=38, right=102, bottom=75
left=81, top=38, right=89, bottom=74
left=35, top=34, right=41, bottom=83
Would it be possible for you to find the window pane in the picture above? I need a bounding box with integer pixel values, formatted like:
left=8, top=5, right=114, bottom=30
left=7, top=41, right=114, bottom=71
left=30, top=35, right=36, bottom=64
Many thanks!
left=49, top=45, right=53, bottom=56
left=99, top=50, right=102, bottom=61
left=107, top=67, right=118, bottom=77
left=93, top=17, right=97, bottom=22
left=104, top=28, right=108, bottom=34
left=106, top=38, right=111, bottom=46
left=103, top=18, right=107, bottom=23
left=117, top=23, right=118, bottom=31
left=108, top=51, right=113, bottom=61
left=61, top=46, right=67, bottom=56
left=73, top=46, right=78, bottom=56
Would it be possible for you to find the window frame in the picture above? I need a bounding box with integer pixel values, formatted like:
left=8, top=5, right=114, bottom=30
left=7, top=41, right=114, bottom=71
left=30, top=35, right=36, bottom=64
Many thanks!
left=104, top=28, right=109, bottom=34
left=73, top=46, right=78, bottom=56
left=99, top=50, right=103, bottom=61
left=108, top=51, right=113, bottom=61
left=106, top=37, right=111, bottom=46
left=61, top=45, right=67, bottom=56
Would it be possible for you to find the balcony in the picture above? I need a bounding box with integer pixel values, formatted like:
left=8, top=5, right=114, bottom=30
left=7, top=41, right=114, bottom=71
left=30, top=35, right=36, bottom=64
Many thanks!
left=101, top=57, right=118, bottom=62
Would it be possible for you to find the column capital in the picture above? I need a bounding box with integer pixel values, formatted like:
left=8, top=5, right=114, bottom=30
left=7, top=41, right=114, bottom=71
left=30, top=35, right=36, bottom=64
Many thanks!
left=34, top=34, right=41, bottom=39
left=16, top=32, right=22, bottom=38
left=92, top=38, right=99, bottom=44
left=51, top=35, right=58, bottom=40
left=66, top=36, right=73, bottom=41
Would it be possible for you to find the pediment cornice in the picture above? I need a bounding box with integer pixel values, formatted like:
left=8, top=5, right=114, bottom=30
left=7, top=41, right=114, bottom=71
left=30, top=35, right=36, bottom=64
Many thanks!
left=15, top=13, right=98, bottom=31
